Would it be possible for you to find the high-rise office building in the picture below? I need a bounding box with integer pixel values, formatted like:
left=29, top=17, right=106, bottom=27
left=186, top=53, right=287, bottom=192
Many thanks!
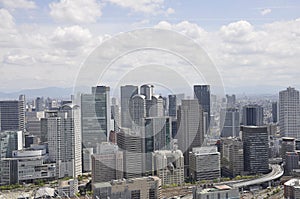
left=147, top=95, right=164, bottom=117
left=120, top=85, right=138, bottom=128
left=0, top=95, right=25, bottom=132
left=144, top=117, right=172, bottom=173
left=117, top=128, right=143, bottom=179
left=111, top=97, right=120, bottom=132
left=226, top=94, right=236, bottom=108
left=152, top=150, right=184, bottom=185
left=242, top=105, right=264, bottom=126
left=272, top=102, right=278, bottom=123
left=129, top=94, right=146, bottom=127
left=177, top=99, right=204, bottom=175
left=140, top=84, right=154, bottom=100
left=220, top=108, right=240, bottom=137
left=220, top=137, right=244, bottom=177
left=0, top=131, right=23, bottom=185
left=189, top=146, right=221, bottom=181
left=194, top=85, right=210, bottom=133
left=92, top=142, right=123, bottom=183
left=81, top=86, right=110, bottom=151
left=242, top=126, right=269, bottom=174
left=168, top=95, right=177, bottom=118
left=279, top=87, right=300, bottom=138
left=35, top=97, right=44, bottom=112
left=45, top=104, right=82, bottom=178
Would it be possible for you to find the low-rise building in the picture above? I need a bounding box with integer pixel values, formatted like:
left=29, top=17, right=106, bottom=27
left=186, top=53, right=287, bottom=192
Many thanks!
left=284, top=178, right=300, bottom=199
left=92, top=176, right=161, bottom=199
left=193, top=184, right=239, bottom=199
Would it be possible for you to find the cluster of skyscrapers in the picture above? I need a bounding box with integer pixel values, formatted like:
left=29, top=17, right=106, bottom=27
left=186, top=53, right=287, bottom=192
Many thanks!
left=1, top=85, right=300, bottom=198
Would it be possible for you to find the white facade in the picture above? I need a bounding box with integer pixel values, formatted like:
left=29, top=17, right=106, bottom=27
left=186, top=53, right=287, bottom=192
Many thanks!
left=152, top=150, right=184, bottom=185
left=46, top=104, right=82, bottom=179
left=279, top=87, right=300, bottom=139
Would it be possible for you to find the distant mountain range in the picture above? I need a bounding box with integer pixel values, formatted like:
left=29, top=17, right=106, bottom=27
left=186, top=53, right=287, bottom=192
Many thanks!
left=0, top=87, right=77, bottom=100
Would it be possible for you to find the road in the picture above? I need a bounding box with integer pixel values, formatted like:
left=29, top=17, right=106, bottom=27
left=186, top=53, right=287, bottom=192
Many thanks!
left=231, top=164, right=283, bottom=188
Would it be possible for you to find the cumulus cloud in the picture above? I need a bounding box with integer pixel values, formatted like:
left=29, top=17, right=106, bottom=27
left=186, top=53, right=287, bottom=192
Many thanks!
left=107, top=0, right=175, bottom=15
left=51, top=25, right=93, bottom=49
left=261, top=8, right=271, bottom=16
left=0, top=9, right=15, bottom=30
left=154, top=19, right=300, bottom=90
left=49, top=0, right=102, bottom=23
left=0, top=0, right=36, bottom=9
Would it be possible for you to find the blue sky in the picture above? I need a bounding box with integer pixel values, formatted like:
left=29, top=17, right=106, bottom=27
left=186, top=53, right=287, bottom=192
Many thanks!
left=0, top=0, right=299, bottom=94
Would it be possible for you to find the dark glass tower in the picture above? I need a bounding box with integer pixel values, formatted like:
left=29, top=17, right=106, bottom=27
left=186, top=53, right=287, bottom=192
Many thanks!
left=242, top=105, right=263, bottom=126
left=242, top=126, right=269, bottom=174
left=168, top=94, right=177, bottom=118
left=194, top=85, right=210, bottom=133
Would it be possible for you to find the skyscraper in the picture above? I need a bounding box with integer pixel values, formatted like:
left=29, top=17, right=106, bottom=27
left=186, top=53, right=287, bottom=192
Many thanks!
left=120, top=85, right=138, bottom=128
left=194, top=85, right=210, bottom=133
left=46, top=104, right=82, bottom=178
left=220, top=108, right=240, bottom=137
left=272, top=102, right=278, bottom=123
left=242, top=126, right=269, bottom=174
left=144, top=116, right=172, bottom=173
left=168, top=94, right=177, bottom=118
left=220, top=137, right=244, bottom=177
left=129, top=94, right=146, bottom=127
left=140, top=84, right=154, bottom=100
left=111, top=97, right=120, bottom=132
left=117, top=128, right=143, bottom=179
left=0, top=95, right=25, bottom=132
left=81, top=86, right=110, bottom=151
left=177, top=99, right=204, bottom=175
left=147, top=95, right=164, bottom=117
left=279, top=87, right=300, bottom=138
left=242, top=104, right=264, bottom=126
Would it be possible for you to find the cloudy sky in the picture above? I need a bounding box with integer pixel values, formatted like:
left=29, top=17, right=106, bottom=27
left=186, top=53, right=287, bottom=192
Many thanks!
left=0, top=0, right=299, bottom=94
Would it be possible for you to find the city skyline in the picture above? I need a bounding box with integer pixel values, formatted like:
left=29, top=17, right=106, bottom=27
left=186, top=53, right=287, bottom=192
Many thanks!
left=0, top=0, right=299, bottom=94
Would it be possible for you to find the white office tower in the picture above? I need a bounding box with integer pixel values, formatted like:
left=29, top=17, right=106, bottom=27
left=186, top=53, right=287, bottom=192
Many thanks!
left=152, top=150, right=184, bottom=185
left=46, top=104, right=82, bottom=179
left=176, top=99, right=204, bottom=176
left=279, top=87, right=300, bottom=139
left=189, top=146, right=221, bottom=181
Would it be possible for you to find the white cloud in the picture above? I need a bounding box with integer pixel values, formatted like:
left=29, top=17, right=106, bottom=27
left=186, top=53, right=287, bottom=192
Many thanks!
left=51, top=25, right=93, bottom=49
left=0, top=9, right=15, bottom=30
left=107, top=0, right=174, bottom=15
left=261, top=8, right=271, bottom=16
left=49, top=0, right=102, bottom=23
left=166, top=7, right=175, bottom=15
left=154, top=19, right=300, bottom=90
left=3, top=51, right=36, bottom=65
left=0, top=0, right=36, bottom=9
